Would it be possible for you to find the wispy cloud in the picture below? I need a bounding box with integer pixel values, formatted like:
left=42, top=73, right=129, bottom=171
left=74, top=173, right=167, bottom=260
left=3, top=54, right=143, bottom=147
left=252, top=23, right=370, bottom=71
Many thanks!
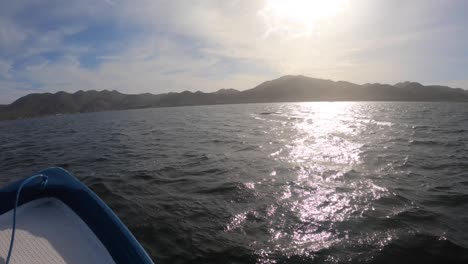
left=0, top=0, right=467, bottom=103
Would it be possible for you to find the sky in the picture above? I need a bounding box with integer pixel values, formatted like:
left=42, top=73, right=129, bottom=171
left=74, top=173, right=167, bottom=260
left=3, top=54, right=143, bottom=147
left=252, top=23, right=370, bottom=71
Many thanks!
left=1, top=0, right=468, bottom=104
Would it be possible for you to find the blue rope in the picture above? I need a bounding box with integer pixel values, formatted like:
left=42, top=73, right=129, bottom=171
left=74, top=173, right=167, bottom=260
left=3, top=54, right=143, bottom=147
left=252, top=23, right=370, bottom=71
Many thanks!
left=5, top=174, right=48, bottom=264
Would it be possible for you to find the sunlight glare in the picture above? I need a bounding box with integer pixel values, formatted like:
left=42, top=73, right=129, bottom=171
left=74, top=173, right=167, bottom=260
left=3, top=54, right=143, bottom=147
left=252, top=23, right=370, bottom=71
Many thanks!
left=259, top=0, right=348, bottom=38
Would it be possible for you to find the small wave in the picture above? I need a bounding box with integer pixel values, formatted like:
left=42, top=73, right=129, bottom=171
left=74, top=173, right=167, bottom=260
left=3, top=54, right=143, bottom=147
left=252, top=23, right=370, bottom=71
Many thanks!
left=408, top=139, right=460, bottom=147
left=258, top=112, right=282, bottom=115
left=421, top=161, right=468, bottom=170
left=373, top=234, right=468, bottom=264
left=195, top=182, right=240, bottom=195
left=423, top=192, right=468, bottom=207
left=393, top=207, right=441, bottom=222
left=375, top=121, right=393, bottom=127
left=412, top=125, right=434, bottom=130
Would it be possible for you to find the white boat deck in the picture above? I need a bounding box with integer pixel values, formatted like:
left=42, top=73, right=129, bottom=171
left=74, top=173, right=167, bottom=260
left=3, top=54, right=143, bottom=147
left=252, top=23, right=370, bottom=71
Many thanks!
left=0, top=198, right=115, bottom=264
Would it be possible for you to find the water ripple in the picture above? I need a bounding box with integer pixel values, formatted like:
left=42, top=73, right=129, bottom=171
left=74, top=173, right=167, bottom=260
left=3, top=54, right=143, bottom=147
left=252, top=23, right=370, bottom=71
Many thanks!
left=1, top=102, right=468, bottom=263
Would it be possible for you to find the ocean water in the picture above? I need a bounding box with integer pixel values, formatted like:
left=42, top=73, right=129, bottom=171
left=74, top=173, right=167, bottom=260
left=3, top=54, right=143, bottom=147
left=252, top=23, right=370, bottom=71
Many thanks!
left=1, top=102, right=468, bottom=264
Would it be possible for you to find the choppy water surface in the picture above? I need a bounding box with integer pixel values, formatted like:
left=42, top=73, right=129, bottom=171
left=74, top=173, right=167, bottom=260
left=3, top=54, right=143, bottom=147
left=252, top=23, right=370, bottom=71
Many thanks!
left=2, top=102, right=468, bottom=263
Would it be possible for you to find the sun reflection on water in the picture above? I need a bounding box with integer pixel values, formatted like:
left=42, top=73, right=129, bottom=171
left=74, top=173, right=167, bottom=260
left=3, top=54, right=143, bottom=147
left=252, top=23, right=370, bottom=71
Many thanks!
left=228, top=102, right=391, bottom=262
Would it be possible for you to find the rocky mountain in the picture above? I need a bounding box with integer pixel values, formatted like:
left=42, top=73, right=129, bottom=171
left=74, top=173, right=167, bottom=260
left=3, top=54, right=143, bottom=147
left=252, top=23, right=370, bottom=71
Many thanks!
left=1, top=75, right=467, bottom=121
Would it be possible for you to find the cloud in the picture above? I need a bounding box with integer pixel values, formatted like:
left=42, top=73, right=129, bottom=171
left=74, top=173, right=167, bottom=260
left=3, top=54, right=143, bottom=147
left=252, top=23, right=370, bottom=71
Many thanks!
left=0, top=0, right=279, bottom=103
left=111, top=0, right=468, bottom=84
left=13, top=34, right=270, bottom=97
left=0, top=0, right=467, bottom=103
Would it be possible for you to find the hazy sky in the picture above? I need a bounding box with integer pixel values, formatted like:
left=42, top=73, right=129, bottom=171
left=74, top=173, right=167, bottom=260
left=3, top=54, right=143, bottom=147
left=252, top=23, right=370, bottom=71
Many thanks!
left=1, top=0, right=467, bottom=103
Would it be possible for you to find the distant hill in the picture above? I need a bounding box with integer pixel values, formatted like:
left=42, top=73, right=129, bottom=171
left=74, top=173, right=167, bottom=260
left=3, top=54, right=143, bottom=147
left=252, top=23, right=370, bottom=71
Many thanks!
left=1, top=75, right=467, bottom=121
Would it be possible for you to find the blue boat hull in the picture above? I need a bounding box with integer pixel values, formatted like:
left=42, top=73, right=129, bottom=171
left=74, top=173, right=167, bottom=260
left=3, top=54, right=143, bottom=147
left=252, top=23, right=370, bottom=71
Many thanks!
left=0, top=167, right=154, bottom=264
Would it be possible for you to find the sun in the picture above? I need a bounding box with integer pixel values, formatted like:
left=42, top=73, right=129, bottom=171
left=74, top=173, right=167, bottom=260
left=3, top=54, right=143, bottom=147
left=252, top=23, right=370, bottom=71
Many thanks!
left=259, top=0, right=348, bottom=38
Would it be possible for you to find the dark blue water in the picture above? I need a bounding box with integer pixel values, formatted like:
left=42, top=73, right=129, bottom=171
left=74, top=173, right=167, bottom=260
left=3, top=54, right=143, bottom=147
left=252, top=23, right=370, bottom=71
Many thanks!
left=1, top=102, right=468, bottom=264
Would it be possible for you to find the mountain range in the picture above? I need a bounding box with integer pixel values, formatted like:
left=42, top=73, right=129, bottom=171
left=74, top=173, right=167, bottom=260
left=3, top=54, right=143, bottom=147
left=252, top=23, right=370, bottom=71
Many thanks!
left=1, top=75, right=468, bottom=121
